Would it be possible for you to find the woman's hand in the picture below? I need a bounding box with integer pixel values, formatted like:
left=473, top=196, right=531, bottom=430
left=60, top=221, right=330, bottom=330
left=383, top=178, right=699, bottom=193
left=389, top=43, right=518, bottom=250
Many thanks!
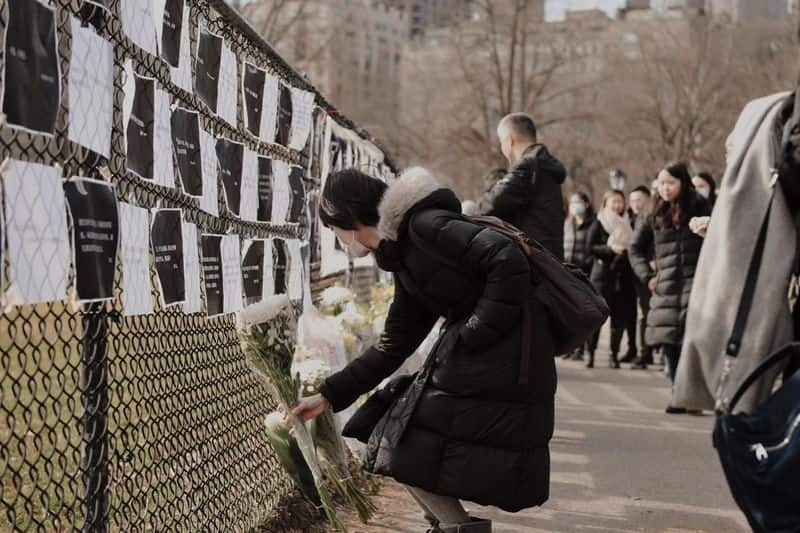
left=689, top=216, right=710, bottom=237
left=290, top=393, right=331, bottom=422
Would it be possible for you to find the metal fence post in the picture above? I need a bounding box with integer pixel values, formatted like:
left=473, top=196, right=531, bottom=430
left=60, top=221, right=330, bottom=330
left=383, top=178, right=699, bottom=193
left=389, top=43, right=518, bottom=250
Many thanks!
left=81, top=304, right=110, bottom=533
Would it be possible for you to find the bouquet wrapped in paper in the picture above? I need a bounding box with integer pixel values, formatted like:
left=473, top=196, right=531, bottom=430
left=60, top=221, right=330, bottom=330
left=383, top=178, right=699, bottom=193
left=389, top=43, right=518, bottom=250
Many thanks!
left=238, top=295, right=344, bottom=531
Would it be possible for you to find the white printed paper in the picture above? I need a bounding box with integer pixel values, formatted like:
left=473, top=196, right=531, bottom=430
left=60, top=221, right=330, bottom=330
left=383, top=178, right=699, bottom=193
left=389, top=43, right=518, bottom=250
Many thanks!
left=271, top=160, right=291, bottom=223
left=218, top=42, right=238, bottom=127
left=153, top=87, right=174, bottom=188
left=181, top=221, right=202, bottom=314
left=3, top=160, right=70, bottom=305
left=68, top=16, right=113, bottom=157
left=260, top=72, right=279, bottom=143
left=221, top=234, right=242, bottom=313
left=199, top=128, right=218, bottom=216
left=240, top=148, right=258, bottom=222
left=121, top=0, right=158, bottom=56
left=169, top=0, right=192, bottom=92
left=289, top=87, right=314, bottom=150
left=287, top=240, right=303, bottom=302
left=119, top=202, right=153, bottom=316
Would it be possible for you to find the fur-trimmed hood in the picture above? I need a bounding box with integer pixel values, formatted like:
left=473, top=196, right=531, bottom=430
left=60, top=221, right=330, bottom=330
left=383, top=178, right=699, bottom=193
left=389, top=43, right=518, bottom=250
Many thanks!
left=377, top=167, right=460, bottom=241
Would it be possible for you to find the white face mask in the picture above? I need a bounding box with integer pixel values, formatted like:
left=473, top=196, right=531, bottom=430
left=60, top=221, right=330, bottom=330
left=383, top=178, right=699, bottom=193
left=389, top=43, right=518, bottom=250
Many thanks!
left=337, top=230, right=370, bottom=258
left=569, top=202, right=586, bottom=216
left=696, top=187, right=710, bottom=199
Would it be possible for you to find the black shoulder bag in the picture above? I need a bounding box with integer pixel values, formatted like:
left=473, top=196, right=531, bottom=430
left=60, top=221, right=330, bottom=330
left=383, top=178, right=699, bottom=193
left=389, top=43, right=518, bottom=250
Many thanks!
left=713, top=101, right=800, bottom=533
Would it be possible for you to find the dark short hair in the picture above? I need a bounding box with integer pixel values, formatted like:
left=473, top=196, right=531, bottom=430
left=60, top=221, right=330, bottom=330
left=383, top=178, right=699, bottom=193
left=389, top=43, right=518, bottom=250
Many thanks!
left=319, top=168, right=388, bottom=229
left=500, top=113, right=537, bottom=141
left=631, top=185, right=651, bottom=196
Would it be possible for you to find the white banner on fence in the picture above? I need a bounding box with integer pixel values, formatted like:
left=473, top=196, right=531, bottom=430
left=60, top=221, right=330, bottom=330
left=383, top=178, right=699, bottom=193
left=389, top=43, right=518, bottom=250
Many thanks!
left=240, top=148, right=259, bottom=222
left=119, top=202, right=153, bottom=316
left=3, top=160, right=70, bottom=305
left=68, top=16, right=113, bottom=157
left=154, top=88, right=174, bottom=188
left=218, top=41, right=238, bottom=127
left=260, top=72, right=279, bottom=143
left=289, top=87, right=314, bottom=151
left=121, top=0, right=159, bottom=56
left=271, top=160, right=291, bottom=223
left=199, top=128, right=219, bottom=216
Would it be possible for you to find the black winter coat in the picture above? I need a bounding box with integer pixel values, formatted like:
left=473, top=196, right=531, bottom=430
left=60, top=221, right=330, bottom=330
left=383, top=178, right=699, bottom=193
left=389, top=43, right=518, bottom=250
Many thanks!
left=628, top=194, right=711, bottom=346
left=587, top=219, right=637, bottom=323
left=478, top=144, right=567, bottom=260
left=564, top=213, right=596, bottom=274
left=319, top=179, right=557, bottom=512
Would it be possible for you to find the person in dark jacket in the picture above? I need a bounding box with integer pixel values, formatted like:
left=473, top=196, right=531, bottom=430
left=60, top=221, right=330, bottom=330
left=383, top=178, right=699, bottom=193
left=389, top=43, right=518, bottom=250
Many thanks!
left=586, top=190, right=638, bottom=369
left=629, top=162, right=711, bottom=414
left=628, top=185, right=654, bottom=369
left=294, top=167, right=557, bottom=532
left=478, top=113, right=567, bottom=259
left=563, top=192, right=596, bottom=360
left=692, top=171, right=717, bottom=209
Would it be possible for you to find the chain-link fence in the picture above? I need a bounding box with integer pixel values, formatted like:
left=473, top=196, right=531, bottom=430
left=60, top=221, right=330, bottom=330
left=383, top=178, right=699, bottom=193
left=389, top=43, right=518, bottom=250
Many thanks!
left=0, top=0, right=391, bottom=530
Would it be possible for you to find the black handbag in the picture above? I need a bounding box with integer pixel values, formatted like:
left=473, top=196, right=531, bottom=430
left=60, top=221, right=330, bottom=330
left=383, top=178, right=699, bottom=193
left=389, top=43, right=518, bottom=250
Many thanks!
left=713, top=165, right=800, bottom=533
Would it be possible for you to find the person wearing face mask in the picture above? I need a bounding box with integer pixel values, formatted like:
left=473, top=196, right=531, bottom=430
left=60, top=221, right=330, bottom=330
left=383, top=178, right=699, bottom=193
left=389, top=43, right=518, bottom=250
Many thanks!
left=691, top=171, right=717, bottom=208
left=629, top=162, right=711, bottom=414
left=585, top=190, right=637, bottom=369
left=296, top=167, right=556, bottom=533
left=563, top=192, right=596, bottom=359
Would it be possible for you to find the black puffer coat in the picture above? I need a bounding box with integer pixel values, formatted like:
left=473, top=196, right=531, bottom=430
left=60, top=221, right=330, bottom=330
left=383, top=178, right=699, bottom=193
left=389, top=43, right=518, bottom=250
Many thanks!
left=319, top=172, right=557, bottom=512
left=564, top=213, right=596, bottom=274
left=478, top=144, right=567, bottom=260
left=628, top=194, right=711, bottom=346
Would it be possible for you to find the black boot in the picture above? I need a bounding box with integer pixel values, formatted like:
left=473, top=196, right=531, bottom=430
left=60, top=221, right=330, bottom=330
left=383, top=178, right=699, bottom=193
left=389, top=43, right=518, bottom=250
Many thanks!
left=609, top=352, right=620, bottom=369
left=585, top=350, right=595, bottom=368
left=619, top=351, right=636, bottom=364
left=429, top=517, right=492, bottom=533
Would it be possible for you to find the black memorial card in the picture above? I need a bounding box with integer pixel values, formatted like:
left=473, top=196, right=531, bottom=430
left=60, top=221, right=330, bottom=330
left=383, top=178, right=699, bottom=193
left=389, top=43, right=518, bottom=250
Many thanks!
left=161, top=0, right=184, bottom=68
left=256, top=157, right=273, bottom=223
left=216, top=138, right=244, bottom=216
left=64, top=179, right=119, bottom=301
left=201, top=234, right=223, bottom=316
left=287, top=166, right=306, bottom=224
left=126, top=74, right=155, bottom=180
left=196, top=29, right=222, bottom=112
left=243, top=62, right=265, bottom=137
left=151, top=209, right=185, bottom=305
left=329, top=133, right=344, bottom=172
left=272, top=239, right=288, bottom=296
left=170, top=107, right=203, bottom=196
left=276, top=83, right=292, bottom=147
left=241, top=240, right=264, bottom=306
left=3, top=0, right=60, bottom=134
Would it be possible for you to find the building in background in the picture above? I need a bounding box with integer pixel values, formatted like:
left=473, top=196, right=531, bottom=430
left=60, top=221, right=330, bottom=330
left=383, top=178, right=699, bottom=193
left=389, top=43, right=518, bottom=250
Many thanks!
left=386, top=0, right=473, bottom=38
left=706, top=0, right=789, bottom=21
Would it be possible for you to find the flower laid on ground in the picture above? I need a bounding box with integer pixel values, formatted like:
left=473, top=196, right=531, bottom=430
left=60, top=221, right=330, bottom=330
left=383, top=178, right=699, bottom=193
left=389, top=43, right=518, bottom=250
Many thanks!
left=238, top=295, right=344, bottom=531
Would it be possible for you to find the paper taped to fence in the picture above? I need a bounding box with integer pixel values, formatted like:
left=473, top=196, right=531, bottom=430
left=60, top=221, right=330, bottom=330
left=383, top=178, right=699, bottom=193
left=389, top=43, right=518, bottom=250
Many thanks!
left=216, top=138, right=244, bottom=217
left=289, top=88, right=314, bottom=150
left=243, top=62, right=265, bottom=137
left=151, top=208, right=185, bottom=307
left=276, top=83, right=293, bottom=147
left=257, top=157, right=273, bottom=222
left=159, top=0, right=192, bottom=91
left=242, top=239, right=265, bottom=306
left=182, top=221, right=202, bottom=314
left=271, top=160, right=291, bottom=223
left=272, top=239, right=288, bottom=296
left=121, top=0, right=158, bottom=56
left=3, top=160, right=69, bottom=305
left=287, top=240, right=304, bottom=302
left=171, top=107, right=202, bottom=196
left=221, top=234, right=242, bottom=314
left=260, top=72, right=280, bottom=143
left=241, top=149, right=259, bottom=222
left=287, top=166, right=306, bottom=224
left=124, top=65, right=156, bottom=181
left=153, top=88, right=174, bottom=188
left=218, top=42, right=237, bottom=126
left=199, top=128, right=219, bottom=216
left=196, top=25, right=222, bottom=113
left=64, top=178, right=119, bottom=302
left=119, top=202, right=153, bottom=316
left=68, top=16, right=113, bottom=157
left=2, top=0, right=60, bottom=135
left=201, top=234, right=223, bottom=317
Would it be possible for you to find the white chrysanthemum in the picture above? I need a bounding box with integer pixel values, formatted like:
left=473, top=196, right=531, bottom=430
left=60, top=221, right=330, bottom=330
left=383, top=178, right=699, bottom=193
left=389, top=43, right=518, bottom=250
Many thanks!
left=335, top=304, right=367, bottom=328
left=239, top=294, right=291, bottom=326
left=292, top=358, right=332, bottom=388
left=265, top=411, right=286, bottom=431
left=321, top=286, right=355, bottom=307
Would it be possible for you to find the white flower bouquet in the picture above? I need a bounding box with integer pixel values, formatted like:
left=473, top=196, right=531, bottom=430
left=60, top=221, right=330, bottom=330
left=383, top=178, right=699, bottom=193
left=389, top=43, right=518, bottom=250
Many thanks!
left=238, top=295, right=344, bottom=531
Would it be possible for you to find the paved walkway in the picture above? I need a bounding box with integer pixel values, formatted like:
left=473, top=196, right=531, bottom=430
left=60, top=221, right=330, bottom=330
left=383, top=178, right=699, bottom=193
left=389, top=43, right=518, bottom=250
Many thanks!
left=342, top=352, right=748, bottom=533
